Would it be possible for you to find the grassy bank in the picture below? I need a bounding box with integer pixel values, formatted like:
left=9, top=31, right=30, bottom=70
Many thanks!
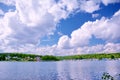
left=58, top=53, right=120, bottom=60
left=0, top=53, right=120, bottom=61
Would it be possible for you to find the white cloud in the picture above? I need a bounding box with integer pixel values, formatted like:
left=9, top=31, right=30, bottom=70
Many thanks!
left=48, top=2, right=68, bottom=22
left=48, top=0, right=79, bottom=22
left=0, top=11, right=13, bottom=40
left=92, top=13, right=99, bottom=18
left=16, top=0, right=55, bottom=27
left=59, top=0, right=79, bottom=12
left=0, top=0, right=80, bottom=46
left=76, top=43, right=120, bottom=55
left=57, top=35, right=70, bottom=49
left=101, top=0, right=120, bottom=6
left=76, top=44, right=104, bottom=54
left=0, top=0, right=58, bottom=46
left=79, top=0, right=120, bottom=13
left=0, top=9, right=4, bottom=15
left=58, top=9, right=120, bottom=49
left=0, top=0, right=120, bottom=55
left=0, top=0, right=15, bottom=6
left=1, top=42, right=120, bottom=55
left=103, top=43, right=120, bottom=53
left=80, top=0, right=100, bottom=13
left=70, top=23, right=92, bottom=47
left=92, top=10, right=120, bottom=42
left=57, top=32, right=63, bottom=36
left=0, top=0, right=80, bottom=54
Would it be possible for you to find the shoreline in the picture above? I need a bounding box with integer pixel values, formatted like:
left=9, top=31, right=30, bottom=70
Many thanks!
left=0, top=53, right=120, bottom=61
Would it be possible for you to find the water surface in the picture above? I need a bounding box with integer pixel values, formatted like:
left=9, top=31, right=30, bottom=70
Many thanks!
left=0, top=60, right=120, bottom=80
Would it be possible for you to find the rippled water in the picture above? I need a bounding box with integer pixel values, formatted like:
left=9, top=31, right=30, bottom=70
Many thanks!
left=0, top=60, right=120, bottom=80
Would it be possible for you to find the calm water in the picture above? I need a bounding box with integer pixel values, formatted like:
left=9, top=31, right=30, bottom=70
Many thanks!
left=0, top=60, right=120, bottom=80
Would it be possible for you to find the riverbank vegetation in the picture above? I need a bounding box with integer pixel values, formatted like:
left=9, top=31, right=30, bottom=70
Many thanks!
left=58, top=53, right=120, bottom=60
left=0, top=53, right=42, bottom=61
left=0, top=53, right=120, bottom=61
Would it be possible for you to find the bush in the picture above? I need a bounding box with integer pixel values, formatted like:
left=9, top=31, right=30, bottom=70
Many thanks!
left=102, top=72, right=114, bottom=80
left=0, top=55, right=6, bottom=61
left=110, top=55, right=115, bottom=59
left=41, top=55, right=59, bottom=61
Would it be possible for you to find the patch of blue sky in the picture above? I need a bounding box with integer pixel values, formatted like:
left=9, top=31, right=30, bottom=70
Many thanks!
left=0, top=2, right=16, bottom=13
left=40, top=3, right=120, bottom=46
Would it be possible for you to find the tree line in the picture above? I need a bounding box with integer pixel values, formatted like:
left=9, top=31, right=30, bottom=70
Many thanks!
left=0, top=53, right=120, bottom=61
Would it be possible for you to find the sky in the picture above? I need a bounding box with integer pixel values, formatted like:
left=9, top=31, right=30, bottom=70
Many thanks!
left=0, top=0, right=120, bottom=55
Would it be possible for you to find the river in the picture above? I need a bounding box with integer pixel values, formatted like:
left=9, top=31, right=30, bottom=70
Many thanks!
left=0, top=60, right=120, bottom=80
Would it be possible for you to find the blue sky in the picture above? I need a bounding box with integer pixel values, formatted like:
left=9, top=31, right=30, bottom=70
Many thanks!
left=0, top=0, right=120, bottom=55
left=41, top=3, right=120, bottom=46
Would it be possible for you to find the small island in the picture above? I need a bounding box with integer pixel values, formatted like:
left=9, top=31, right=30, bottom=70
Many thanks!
left=0, top=53, right=120, bottom=61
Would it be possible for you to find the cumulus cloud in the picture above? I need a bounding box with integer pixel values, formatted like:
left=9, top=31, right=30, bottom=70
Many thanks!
left=80, top=0, right=100, bottom=13
left=0, top=9, right=4, bottom=15
left=75, top=43, right=120, bottom=55
left=57, top=35, right=70, bottom=49
left=92, top=10, right=120, bottom=42
left=70, top=23, right=92, bottom=47
left=101, top=0, right=120, bottom=5
left=0, top=0, right=80, bottom=53
left=58, top=43, right=120, bottom=55
left=0, top=0, right=80, bottom=46
left=79, top=0, right=120, bottom=13
left=0, top=11, right=13, bottom=40
left=103, top=43, right=120, bottom=53
left=0, top=0, right=57, bottom=46
left=57, top=9, right=120, bottom=55
left=2, top=42, right=119, bottom=56
left=0, top=0, right=120, bottom=55
left=0, top=0, right=90, bottom=47
left=58, top=9, right=120, bottom=49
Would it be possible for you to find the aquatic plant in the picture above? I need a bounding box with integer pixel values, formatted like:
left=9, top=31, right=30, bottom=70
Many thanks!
left=102, top=72, right=114, bottom=80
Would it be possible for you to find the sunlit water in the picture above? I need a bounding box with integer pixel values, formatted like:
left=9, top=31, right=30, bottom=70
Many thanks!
left=0, top=60, right=120, bottom=80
